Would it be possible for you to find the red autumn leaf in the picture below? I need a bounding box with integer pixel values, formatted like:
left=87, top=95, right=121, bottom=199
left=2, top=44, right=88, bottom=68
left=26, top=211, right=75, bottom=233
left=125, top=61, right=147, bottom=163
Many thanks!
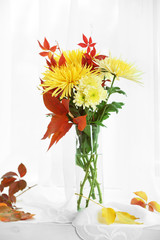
left=95, top=55, right=107, bottom=60
left=46, top=59, right=51, bottom=67
left=87, top=46, right=91, bottom=53
left=18, top=163, right=27, bottom=177
left=83, top=34, right=88, bottom=44
left=73, top=115, right=87, bottom=131
left=90, top=47, right=96, bottom=58
left=0, top=185, right=4, bottom=192
left=43, top=94, right=68, bottom=115
left=43, top=37, right=50, bottom=50
left=130, top=197, right=146, bottom=208
left=37, top=40, right=46, bottom=50
left=1, top=177, right=17, bottom=187
left=39, top=52, right=49, bottom=57
left=1, top=194, right=9, bottom=202
left=59, top=53, right=66, bottom=66
left=50, top=45, right=57, bottom=52
left=89, top=36, right=92, bottom=44
left=42, top=115, right=69, bottom=140
left=9, top=182, right=19, bottom=196
left=90, top=43, right=96, bottom=47
left=18, top=180, right=27, bottom=191
left=48, top=122, right=73, bottom=150
left=51, top=56, right=57, bottom=67
left=78, top=43, right=87, bottom=48
left=10, top=195, right=16, bottom=203
left=2, top=171, right=18, bottom=179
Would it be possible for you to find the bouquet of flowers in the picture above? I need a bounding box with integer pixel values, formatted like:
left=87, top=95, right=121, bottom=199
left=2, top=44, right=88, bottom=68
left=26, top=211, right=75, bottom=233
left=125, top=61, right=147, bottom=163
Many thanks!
left=38, top=34, right=141, bottom=210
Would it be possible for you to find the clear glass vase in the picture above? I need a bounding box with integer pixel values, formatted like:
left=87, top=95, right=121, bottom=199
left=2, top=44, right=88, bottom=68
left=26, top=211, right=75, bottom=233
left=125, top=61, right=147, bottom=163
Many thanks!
left=75, top=124, right=103, bottom=211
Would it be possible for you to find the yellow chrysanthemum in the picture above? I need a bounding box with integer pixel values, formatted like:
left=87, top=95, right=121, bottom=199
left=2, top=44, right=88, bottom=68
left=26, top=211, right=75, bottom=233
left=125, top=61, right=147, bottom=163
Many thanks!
left=63, top=49, right=84, bottom=66
left=96, top=56, right=142, bottom=83
left=74, top=75, right=107, bottom=109
left=42, top=63, right=92, bottom=98
left=41, top=49, right=94, bottom=98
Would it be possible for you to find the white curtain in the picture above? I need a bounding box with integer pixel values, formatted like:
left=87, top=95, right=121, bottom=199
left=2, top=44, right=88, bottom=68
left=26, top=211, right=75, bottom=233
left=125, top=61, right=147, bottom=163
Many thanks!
left=0, top=0, right=160, bottom=203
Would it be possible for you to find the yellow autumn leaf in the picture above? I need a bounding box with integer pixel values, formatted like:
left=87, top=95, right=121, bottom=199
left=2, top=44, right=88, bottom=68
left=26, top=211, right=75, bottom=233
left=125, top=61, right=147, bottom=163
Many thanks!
left=98, top=208, right=116, bottom=225
left=148, top=201, right=160, bottom=212
left=134, top=191, right=148, bottom=202
left=115, top=211, right=143, bottom=225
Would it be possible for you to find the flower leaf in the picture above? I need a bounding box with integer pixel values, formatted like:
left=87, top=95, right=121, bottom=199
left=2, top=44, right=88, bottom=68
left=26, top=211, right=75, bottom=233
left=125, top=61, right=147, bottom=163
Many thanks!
left=0, top=203, right=34, bottom=222
left=98, top=208, right=116, bottom=225
left=134, top=191, right=148, bottom=202
left=148, top=201, right=160, bottom=212
left=115, top=211, right=142, bottom=225
left=73, top=115, right=87, bottom=131
left=18, top=163, right=27, bottom=178
left=131, top=197, right=146, bottom=208
left=39, top=52, right=49, bottom=57
left=43, top=37, right=50, bottom=50
left=82, top=34, right=88, bottom=44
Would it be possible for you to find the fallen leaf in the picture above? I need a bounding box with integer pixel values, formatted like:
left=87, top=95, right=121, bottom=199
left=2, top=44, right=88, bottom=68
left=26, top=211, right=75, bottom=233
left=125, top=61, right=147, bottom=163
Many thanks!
left=98, top=208, right=116, bottom=225
left=131, top=197, right=146, bottom=208
left=148, top=201, right=160, bottom=212
left=0, top=204, right=34, bottom=222
left=115, top=211, right=142, bottom=225
left=134, top=191, right=148, bottom=202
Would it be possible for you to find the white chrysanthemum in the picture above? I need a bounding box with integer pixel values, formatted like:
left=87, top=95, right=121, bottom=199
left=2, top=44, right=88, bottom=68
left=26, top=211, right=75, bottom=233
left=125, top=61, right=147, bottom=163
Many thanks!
left=74, top=75, right=107, bottom=109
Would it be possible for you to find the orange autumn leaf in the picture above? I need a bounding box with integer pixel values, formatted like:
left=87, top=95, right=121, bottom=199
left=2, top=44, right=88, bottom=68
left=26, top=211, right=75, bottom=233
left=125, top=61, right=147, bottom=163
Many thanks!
left=48, top=51, right=53, bottom=60
left=43, top=94, right=68, bottom=115
left=39, top=52, right=49, bottom=57
left=148, top=201, right=160, bottom=212
left=50, top=45, right=57, bottom=53
left=42, top=115, right=69, bottom=140
left=134, top=191, right=148, bottom=202
left=148, top=205, right=154, bottom=212
left=37, top=40, right=46, bottom=50
left=73, top=115, right=87, bottom=131
left=43, top=37, right=50, bottom=50
left=47, top=122, right=73, bottom=150
left=59, top=53, right=66, bottom=66
left=0, top=204, right=34, bottom=222
left=131, top=197, right=146, bottom=208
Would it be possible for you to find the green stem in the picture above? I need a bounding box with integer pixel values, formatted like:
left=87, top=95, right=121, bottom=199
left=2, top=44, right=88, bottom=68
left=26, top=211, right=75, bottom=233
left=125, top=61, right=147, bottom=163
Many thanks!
left=99, top=74, right=116, bottom=122
left=86, top=155, right=97, bottom=207
left=77, top=155, right=93, bottom=211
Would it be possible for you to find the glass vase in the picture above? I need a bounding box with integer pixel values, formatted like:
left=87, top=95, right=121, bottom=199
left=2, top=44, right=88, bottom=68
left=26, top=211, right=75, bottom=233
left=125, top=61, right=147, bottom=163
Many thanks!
left=75, top=124, right=103, bottom=211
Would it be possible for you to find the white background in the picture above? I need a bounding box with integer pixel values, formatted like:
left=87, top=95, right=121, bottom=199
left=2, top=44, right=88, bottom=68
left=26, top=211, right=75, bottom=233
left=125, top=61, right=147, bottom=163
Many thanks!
left=0, top=0, right=160, bottom=204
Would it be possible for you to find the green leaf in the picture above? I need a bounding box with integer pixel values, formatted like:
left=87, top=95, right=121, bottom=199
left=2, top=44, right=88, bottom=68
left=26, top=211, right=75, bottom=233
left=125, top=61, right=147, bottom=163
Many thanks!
left=107, top=102, right=124, bottom=113
left=106, top=86, right=127, bottom=96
